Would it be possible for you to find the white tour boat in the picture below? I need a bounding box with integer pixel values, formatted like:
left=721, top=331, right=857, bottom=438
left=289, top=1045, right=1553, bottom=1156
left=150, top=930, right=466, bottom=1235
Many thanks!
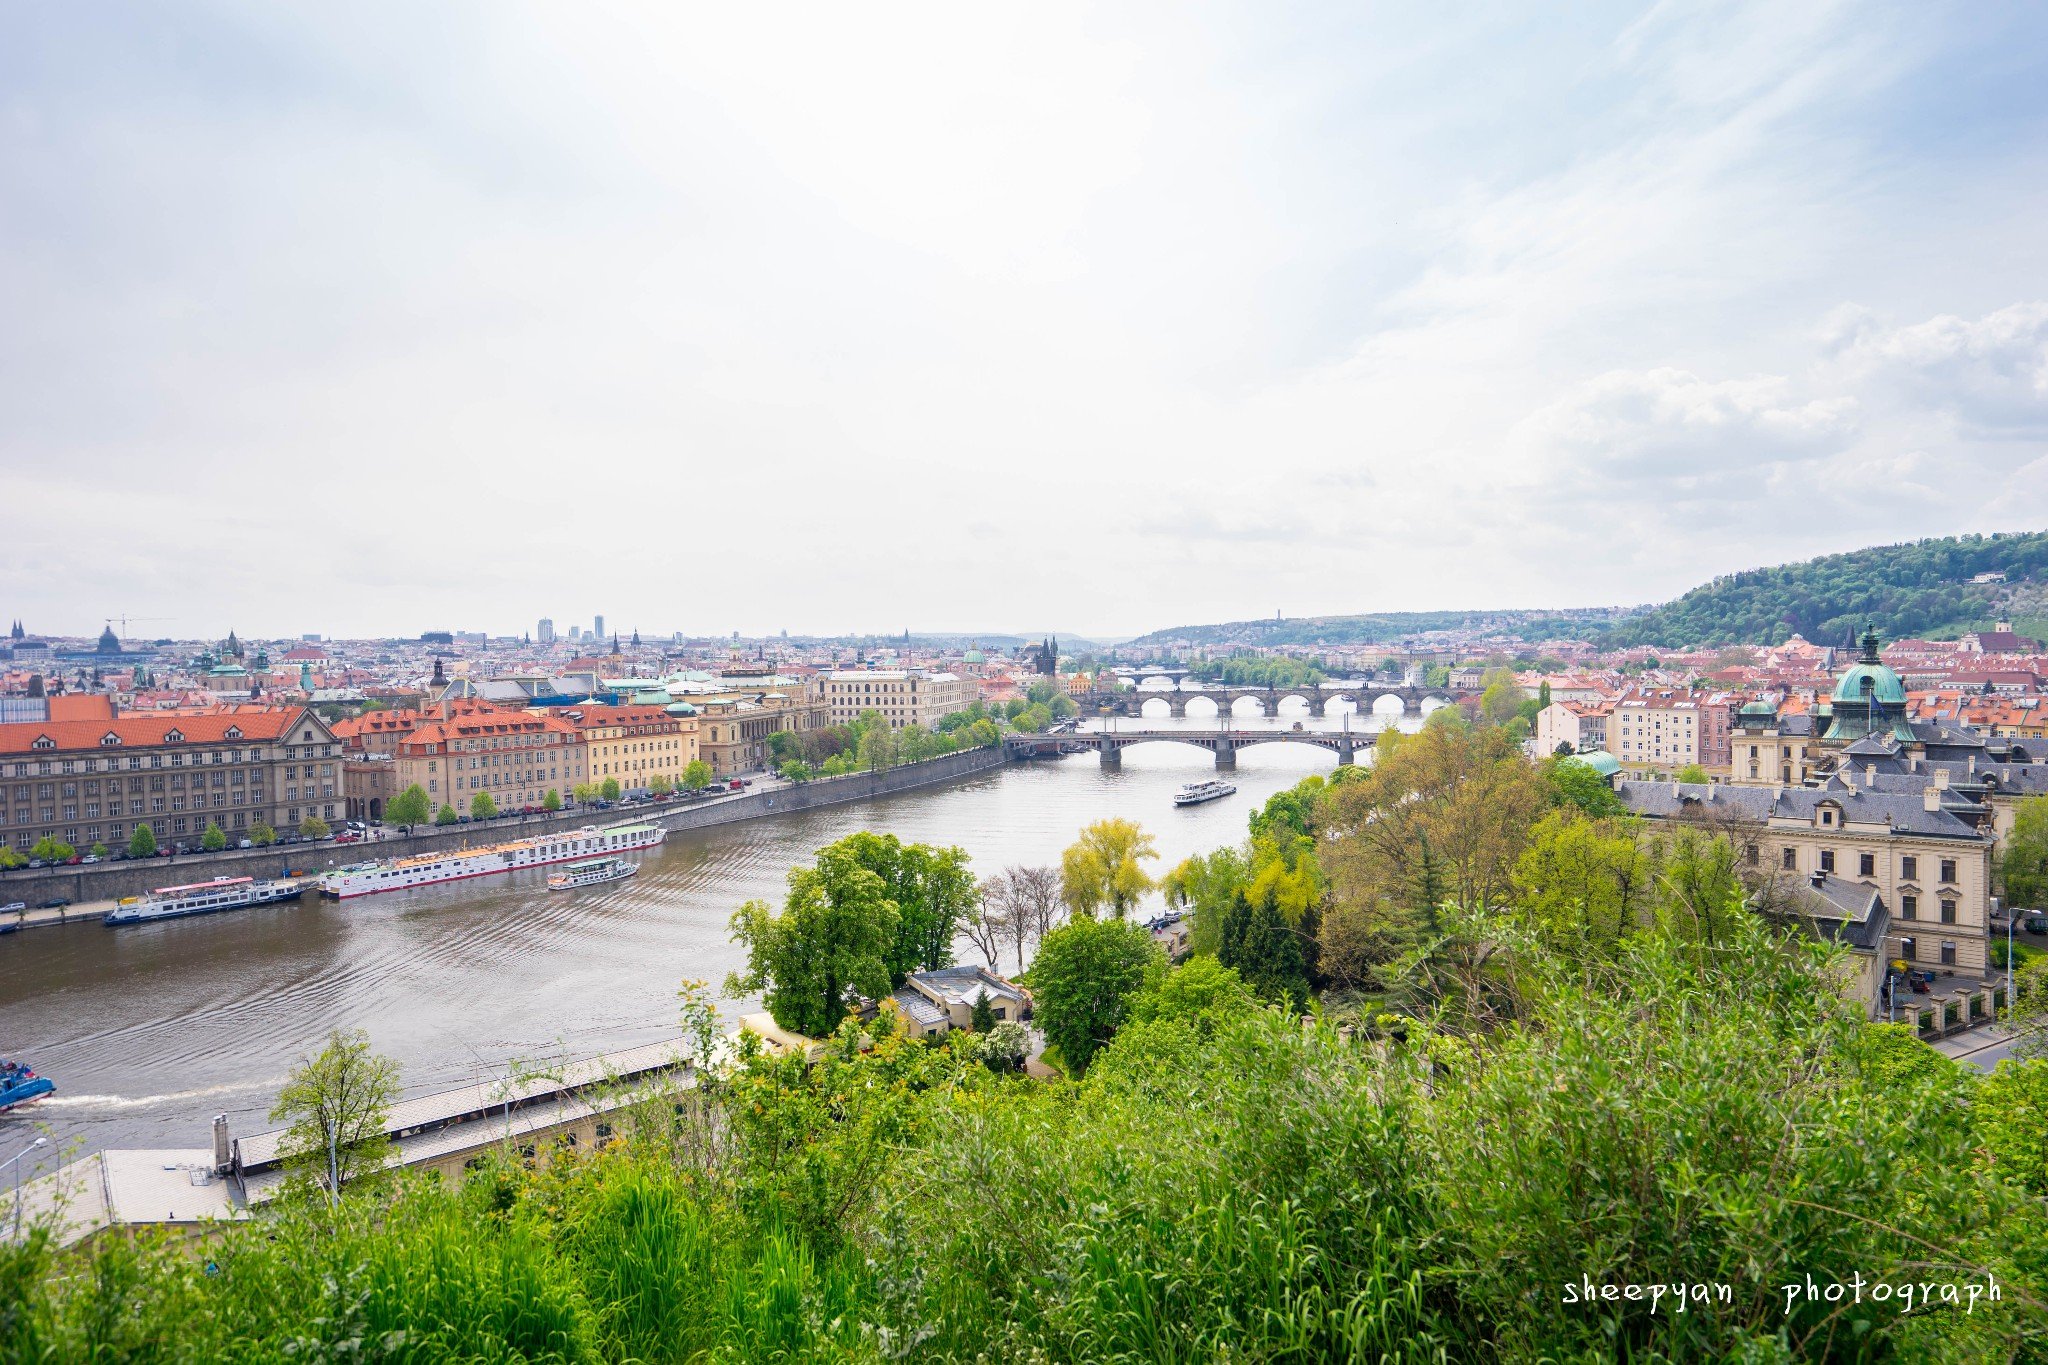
left=1173, top=779, right=1239, bottom=808
left=318, top=823, right=664, bottom=899
left=548, top=856, right=639, bottom=891
left=103, top=876, right=305, bottom=926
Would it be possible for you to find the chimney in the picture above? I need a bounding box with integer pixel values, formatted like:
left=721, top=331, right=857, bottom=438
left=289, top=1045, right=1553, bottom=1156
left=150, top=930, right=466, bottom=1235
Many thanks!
left=1865, top=763, right=1877, bottom=786
left=212, top=1114, right=231, bottom=1173
left=1810, top=870, right=1825, bottom=888
left=1933, top=768, right=1949, bottom=790
left=1923, top=785, right=1941, bottom=813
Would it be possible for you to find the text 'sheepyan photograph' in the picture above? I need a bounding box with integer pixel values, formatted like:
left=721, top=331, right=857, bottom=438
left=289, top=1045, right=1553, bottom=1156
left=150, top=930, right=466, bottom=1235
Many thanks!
left=3, top=4, right=2047, bottom=1360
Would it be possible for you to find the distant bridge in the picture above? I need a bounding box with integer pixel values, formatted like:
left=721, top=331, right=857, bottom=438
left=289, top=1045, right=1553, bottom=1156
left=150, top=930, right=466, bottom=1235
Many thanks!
left=1005, top=727, right=1374, bottom=769
left=1082, top=682, right=1457, bottom=718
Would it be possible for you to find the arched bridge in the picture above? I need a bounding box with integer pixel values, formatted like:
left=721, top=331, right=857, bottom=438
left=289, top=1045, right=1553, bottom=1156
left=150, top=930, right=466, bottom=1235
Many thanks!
left=1082, top=683, right=1456, bottom=718
left=1005, top=728, right=1374, bottom=769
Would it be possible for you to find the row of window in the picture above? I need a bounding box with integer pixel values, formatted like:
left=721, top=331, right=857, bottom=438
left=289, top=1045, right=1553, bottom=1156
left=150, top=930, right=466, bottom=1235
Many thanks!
left=2, top=805, right=338, bottom=850
left=1784, top=847, right=1957, bottom=883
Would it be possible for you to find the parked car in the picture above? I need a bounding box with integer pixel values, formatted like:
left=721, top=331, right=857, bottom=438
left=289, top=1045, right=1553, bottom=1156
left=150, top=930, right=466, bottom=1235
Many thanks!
left=2026, top=913, right=2048, bottom=936
left=237, top=839, right=254, bottom=850
left=34, top=897, right=70, bottom=910
left=0, top=901, right=25, bottom=914
left=728, top=779, right=745, bottom=791
left=333, top=832, right=361, bottom=845
left=79, top=854, right=101, bottom=865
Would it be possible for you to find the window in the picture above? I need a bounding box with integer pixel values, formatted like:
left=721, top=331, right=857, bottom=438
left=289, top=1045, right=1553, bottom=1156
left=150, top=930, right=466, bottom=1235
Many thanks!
left=1902, top=855, right=1918, bottom=879
left=1939, top=859, right=1957, bottom=884
left=1782, top=847, right=1796, bottom=870
left=1901, top=894, right=1917, bottom=920
left=1820, top=850, right=1835, bottom=873
left=1940, top=941, right=1957, bottom=965
left=1900, top=936, right=1917, bottom=962
left=1859, top=852, right=1875, bottom=877
left=1940, top=899, right=1956, bottom=924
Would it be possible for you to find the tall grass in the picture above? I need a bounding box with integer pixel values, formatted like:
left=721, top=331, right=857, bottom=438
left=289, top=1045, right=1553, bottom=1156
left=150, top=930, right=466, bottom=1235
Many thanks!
left=7, top=913, right=2044, bottom=1361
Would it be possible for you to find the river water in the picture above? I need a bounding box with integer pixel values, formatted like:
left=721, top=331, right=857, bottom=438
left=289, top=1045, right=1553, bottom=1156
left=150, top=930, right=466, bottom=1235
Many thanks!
left=0, top=703, right=1418, bottom=1175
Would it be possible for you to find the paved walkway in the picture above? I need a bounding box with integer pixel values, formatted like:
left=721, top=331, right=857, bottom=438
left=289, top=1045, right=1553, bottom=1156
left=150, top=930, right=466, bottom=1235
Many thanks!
left=1932, top=1022, right=2029, bottom=1073
left=2, top=897, right=119, bottom=932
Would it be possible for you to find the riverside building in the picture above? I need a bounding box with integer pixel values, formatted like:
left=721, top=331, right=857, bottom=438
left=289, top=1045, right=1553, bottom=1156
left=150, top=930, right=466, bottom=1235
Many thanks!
left=823, top=669, right=975, bottom=730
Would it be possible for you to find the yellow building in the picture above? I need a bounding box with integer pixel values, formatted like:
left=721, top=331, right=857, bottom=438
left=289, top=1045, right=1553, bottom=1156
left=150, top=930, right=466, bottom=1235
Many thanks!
left=559, top=704, right=698, bottom=794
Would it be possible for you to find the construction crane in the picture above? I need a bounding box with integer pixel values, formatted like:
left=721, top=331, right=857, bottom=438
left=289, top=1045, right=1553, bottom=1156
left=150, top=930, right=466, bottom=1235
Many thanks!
left=109, top=614, right=173, bottom=640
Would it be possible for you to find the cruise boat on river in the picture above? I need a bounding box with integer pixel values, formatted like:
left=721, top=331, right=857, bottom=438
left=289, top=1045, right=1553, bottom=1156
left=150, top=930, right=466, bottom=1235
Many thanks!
left=548, top=856, right=638, bottom=891
left=319, top=823, right=664, bottom=899
left=103, top=876, right=305, bottom=926
left=1, top=1058, right=54, bottom=1112
left=1173, top=779, right=1239, bottom=807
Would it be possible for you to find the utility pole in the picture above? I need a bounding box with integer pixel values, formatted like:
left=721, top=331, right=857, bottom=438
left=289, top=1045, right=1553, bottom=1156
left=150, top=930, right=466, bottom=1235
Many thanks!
left=325, top=1113, right=340, bottom=1210
left=7, top=1136, right=48, bottom=1239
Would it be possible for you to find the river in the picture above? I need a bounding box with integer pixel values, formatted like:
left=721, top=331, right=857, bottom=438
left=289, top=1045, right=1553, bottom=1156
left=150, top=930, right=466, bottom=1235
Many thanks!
left=0, top=703, right=1419, bottom=1176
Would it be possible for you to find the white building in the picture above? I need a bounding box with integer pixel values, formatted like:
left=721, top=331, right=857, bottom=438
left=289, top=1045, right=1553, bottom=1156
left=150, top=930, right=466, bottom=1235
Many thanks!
left=823, top=669, right=975, bottom=730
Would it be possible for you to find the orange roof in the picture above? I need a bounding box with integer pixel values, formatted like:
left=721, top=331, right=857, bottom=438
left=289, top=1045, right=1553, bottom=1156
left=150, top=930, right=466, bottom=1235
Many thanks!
left=0, top=706, right=313, bottom=757
left=330, top=709, right=432, bottom=740
left=398, top=709, right=580, bottom=753
left=47, top=694, right=116, bottom=722
left=557, top=704, right=678, bottom=732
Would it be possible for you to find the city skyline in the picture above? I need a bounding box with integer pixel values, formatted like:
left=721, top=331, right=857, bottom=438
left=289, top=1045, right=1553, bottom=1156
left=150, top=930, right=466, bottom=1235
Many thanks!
left=5, top=4, right=2048, bottom=637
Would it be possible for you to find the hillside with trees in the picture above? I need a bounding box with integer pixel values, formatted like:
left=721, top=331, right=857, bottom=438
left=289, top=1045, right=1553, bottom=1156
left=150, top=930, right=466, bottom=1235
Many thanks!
left=1122, top=530, right=2048, bottom=651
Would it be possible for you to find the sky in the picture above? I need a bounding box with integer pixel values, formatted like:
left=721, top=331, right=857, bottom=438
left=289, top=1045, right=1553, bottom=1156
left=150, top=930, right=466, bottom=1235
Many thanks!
left=4, top=2, right=2048, bottom=642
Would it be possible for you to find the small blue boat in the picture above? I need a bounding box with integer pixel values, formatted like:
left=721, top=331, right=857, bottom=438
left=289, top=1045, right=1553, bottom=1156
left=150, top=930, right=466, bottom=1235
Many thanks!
left=0, top=1059, right=54, bottom=1112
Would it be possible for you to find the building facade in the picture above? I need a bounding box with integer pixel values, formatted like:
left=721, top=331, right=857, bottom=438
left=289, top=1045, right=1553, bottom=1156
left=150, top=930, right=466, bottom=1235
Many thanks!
left=559, top=704, right=698, bottom=794
left=391, top=706, right=587, bottom=814
left=0, top=705, right=342, bottom=854
left=1609, top=693, right=1732, bottom=777
left=822, top=670, right=975, bottom=730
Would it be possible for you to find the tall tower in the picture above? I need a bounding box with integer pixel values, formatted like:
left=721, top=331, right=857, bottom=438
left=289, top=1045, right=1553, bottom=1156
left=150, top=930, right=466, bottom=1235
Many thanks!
left=538, top=617, right=556, bottom=645
left=594, top=614, right=606, bottom=641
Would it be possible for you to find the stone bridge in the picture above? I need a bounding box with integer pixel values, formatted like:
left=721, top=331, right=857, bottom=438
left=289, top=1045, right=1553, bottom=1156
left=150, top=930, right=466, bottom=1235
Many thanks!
left=1005, top=728, right=1375, bottom=769
left=1082, top=683, right=1456, bottom=718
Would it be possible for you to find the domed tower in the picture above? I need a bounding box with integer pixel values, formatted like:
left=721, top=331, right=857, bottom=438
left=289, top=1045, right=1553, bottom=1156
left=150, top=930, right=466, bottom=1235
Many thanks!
left=1822, top=628, right=1912, bottom=744
left=97, top=623, right=121, bottom=655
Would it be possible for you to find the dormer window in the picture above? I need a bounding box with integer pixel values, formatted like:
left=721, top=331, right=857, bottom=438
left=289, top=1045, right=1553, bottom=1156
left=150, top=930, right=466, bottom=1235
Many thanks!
left=225, top=726, right=242, bottom=740
left=164, top=729, right=184, bottom=743
left=31, top=735, right=54, bottom=750
left=1817, top=803, right=1838, bottom=827
left=100, top=733, right=121, bottom=747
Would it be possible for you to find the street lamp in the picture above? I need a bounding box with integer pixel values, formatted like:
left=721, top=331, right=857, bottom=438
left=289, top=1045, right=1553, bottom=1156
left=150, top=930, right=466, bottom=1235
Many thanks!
left=7, top=1135, right=49, bottom=1239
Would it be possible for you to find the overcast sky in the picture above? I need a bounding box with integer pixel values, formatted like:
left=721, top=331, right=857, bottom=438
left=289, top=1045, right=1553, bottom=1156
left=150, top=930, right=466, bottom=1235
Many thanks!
left=4, top=3, right=2047, bottom=642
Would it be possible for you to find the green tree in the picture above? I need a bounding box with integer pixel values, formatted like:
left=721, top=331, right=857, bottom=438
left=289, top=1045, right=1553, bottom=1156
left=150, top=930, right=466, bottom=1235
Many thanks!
left=542, top=788, right=562, bottom=812
left=571, top=782, right=597, bottom=804
left=779, top=760, right=814, bottom=783
left=1127, top=954, right=1259, bottom=1027
left=1216, top=888, right=1310, bottom=1010
left=1061, top=818, right=1160, bottom=918
left=126, top=824, right=157, bottom=859
left=88, top=841, right=108, bottom=859
left=1512, top=811, right=1649, bottom=953
left=726, top=841, right=901, bottom=1037
left=1975, top=1058, right=2048, bottom=1196
left=1027, top=916, right=1164, bottom=1076
left=1163, top=846, right=1251, bottom=958
left=1541, top=754, right=1626, bottom=818
left=0, top=845, right=25, bottom=869
left=857, top=725, right=897, bottom=773
left=649, top=772, right=674, bottom=796
left=385, top=784, right=432, bottom=827
left=435, top=804, right=458, bottom=826
left=30, top=836, right=75, bottom=863
left=1479, top=668, right=1526, bottom=727
left=250, top=823, right=277, bottom=847
left=970, top=990, right=996, bottom=1032
left=682, top=760, right=714, bottom=792
left=201, top=821, right=228, bottom=852
left=299, top=815, right=330, bottom=840
left=599, top=777, right=622, bottom=802
left=2000, top=795, right=2048, bottom=909
left=830, top=832, right=977, bottom=983
left=269, top=1028, right=400, bottom=1202
left=1675, top=763, right=1712, bottom=785
left=470, top=791, right=498, bottom=820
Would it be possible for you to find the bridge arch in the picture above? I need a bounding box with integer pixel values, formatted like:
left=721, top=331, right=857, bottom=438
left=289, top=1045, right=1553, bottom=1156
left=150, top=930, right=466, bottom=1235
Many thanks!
left=1227, top=694, right=1267, bottom=717
left=1371, top=693, right=1407, bottom=718
left=1418, top=696, right=1451, bottom=715
left=1137, top=695, right=1177, bottom=719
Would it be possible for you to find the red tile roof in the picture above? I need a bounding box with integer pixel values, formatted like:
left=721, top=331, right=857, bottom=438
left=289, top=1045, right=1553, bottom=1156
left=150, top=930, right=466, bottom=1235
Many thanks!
left=0, top=706, right=314, bottom=756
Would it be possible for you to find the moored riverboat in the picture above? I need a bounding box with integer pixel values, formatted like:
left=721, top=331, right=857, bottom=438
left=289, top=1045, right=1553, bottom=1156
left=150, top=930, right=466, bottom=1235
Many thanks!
left=319, top=824, right=664, bottom=899
left=103, top=876, right=305, bottom=926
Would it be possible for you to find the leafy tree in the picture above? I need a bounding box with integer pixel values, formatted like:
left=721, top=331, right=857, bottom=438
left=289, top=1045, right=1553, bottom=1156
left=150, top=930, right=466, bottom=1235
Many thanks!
left=726, top=841, right=901, bottom=1037
left=1647, top=828, right=1745, bottom=945
left=1512, top=811, right=1649, bottom=952
left=1061, top=818, right=1160, bottom=918
left=88, top=841, right=108, bottom=859
left=1127, top=954, right=1259, bottom=1027
left=126, top=824, right=157, bottom=859
left=386, top=784, right=432, bottom=827
left=682, top=760, right=714, bottom=792
left=1541, top=754, right=1626, bottom=818
left=1975, top=1058, right=2048, bottom=1196
left=1027, top=916, right=1163, bottom=1075
left=976, top=1019, right=1030, bottom=1072
left=599, top=778, right=621, bottom=802
left=470, top=791, right=498, bottom=820
left=299, top=815, right=330, bottom=840
left=542, top=788, right=562, bottom=812
left=250, top=823, right=277, bottom=847
left=0, top=845, right=24, bottom=869
left=30, top=836, right=75, bottom=863
left=269, top=1028, right=400, bottom=1202
left=857, top=725, right=897, bottom=773
left=830, top=832, right=976, bottom=983
left=1675, top=763, right=1712, bottom=785
left=1163, top=846, right=1251, bottom=958
left=649, top=773, right=674, bottom=796
left=779, top=760, right=814, bottom=783
left=970, top=990, right=996, bottom=1032
left=2001, top=795, right=2048, bottom=909
left=435, top=804, right=458, bottom=826
left=1479, top=668, right=1526, bottom=727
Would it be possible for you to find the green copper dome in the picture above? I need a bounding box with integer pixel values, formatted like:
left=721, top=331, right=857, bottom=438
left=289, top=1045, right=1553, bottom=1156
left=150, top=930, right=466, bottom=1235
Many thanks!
left=1830, top=629, right=1906, bottom=706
